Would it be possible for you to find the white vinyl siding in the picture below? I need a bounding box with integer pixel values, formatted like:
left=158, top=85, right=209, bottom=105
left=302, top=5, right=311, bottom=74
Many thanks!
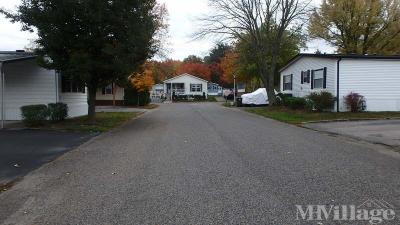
left=0, top=60, right=57, bottom=120
left=339, top=59, right=400, bottom=111
left=164, top=74, right=208, bottom=96
left=280, top=57, right=337, bottom=98
left=59, top=92, right=88, bottom=118
left=0, top=60, right=88, bottom=120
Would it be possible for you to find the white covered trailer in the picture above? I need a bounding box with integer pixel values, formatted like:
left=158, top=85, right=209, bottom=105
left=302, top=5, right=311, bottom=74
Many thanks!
left=241, top=88, right=269, bottom=105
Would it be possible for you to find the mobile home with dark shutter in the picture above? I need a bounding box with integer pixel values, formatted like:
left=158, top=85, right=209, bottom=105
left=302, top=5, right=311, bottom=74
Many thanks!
left=279, top=54, right=400, bottom=112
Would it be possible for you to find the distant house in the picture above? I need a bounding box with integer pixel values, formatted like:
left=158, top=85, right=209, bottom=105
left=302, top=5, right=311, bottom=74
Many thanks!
left=151, top=84, right=164, bottom=98
left=163, top=73, right=209, bottom=98
left=279, top=53, right=400, bottom=112
left=207, top=82, right=223, bottom=96
left=96, top=83, right=125, bottom=106
left=0, top=51, right=88, bottom=124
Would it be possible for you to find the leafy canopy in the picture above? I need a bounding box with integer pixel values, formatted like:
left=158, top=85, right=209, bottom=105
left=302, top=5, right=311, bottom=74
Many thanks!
left=309, top=0, right=400, bottom=54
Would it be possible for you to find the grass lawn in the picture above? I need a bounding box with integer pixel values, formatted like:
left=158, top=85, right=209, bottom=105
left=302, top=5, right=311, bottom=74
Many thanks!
left=245, top=106, right=400, bottom=125
left=46, top=112, right=141, bottom=133
left=131, top=104, right=159, bottom=109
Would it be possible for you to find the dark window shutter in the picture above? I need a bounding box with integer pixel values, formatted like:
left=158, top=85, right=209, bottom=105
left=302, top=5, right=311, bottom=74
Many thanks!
left=102, top=88, right=106, bottom=95
left=307, top=70, right=311, bottom=83
left=311, top=70, right=315, bottom=89
left=323, top=67, right=327, bottom=89
left=290, top=74, right=293, bottom=90
left=301, top=71, right=304, bottom=84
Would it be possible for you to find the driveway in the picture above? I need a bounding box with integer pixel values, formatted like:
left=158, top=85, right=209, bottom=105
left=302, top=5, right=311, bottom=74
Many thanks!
left=304, top=120, right=400, bottom=149
left=0, top=130, right=95, bottom=185
left=0, top=103, right=399, bottom=224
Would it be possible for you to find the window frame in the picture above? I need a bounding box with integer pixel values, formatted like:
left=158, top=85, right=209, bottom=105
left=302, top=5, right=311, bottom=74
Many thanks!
left=102, top=84, right=114, bottom=95
left=61, top=76, right=85, bottom=94
left=301, top=70, right=310, bottom=84
left=312, top=68, right=325, bottom=89
left=190, top=83, right=202, bottom=92
left=282, top=74, right=293, bottom=91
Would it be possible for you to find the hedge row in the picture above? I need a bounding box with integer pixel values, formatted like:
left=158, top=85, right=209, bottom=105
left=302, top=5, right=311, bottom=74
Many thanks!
left=21, top=103, right=68, bottom=126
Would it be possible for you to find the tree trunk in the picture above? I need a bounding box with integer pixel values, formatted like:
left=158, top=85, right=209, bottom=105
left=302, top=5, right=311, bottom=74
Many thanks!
left=87, top=85, right=97, bottom=124
left=259, top=61, right=277, bottom=105
left=112, top=83, right=116, bottom=107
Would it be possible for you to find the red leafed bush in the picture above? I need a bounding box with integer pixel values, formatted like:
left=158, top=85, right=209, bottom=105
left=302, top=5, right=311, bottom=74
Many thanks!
left=345, top=92, right=366, bottom=112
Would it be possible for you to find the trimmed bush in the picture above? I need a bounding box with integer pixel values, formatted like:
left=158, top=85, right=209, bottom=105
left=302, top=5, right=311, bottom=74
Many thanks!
left=48, top=103, right=68, bottom=121
left=284, top=97, right=307, bottom=110
left=307, top=91, right=336, bottom=112
left=345, top=92, right=366, bottom=112
left=124, top=87, right=151, bottom=106
left=276, top=93, right=293, bottom=106
left=21, top=104, right=48, bottom=126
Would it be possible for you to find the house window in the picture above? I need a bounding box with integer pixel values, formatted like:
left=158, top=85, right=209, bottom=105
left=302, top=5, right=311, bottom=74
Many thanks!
left=313, top=69, right=325, bottom=89
left=301, top=70, right=310, bottom=84
left=283, top=74, right=293, bottom=91
left=61, top=76, right=85, bottom=93
left=102, top=84, right=113, bottom=95
left=191, top=84, right=202, bottom=92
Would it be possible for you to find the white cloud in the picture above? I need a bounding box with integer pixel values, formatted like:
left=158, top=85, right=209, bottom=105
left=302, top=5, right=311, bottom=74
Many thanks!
left=0, top=0, right=37, bottom=51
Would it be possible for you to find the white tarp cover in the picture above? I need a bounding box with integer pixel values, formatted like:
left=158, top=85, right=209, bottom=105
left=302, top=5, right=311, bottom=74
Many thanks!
left=241, top=88, right=269, bottom=105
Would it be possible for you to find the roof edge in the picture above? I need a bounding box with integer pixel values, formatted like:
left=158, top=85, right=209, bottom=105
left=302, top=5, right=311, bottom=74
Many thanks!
left=163, top=73, right=209, bottom=83
left=279, top=53, right=400, bottom=73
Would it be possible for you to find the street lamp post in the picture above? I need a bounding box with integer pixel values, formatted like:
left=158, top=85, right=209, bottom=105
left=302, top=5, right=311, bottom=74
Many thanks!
left=233, top=74, right=237, bottom=106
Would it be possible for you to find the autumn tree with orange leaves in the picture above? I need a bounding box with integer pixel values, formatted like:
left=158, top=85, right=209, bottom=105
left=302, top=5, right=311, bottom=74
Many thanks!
left=176, top=62, right=211, bottom=81
left=130, top=66, right=155, bottom=92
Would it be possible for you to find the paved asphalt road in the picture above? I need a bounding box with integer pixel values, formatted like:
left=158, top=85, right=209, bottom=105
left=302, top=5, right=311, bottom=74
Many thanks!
left=0, top=103, right=399, bottom=225
left=0, top=130, right=95, bottom=185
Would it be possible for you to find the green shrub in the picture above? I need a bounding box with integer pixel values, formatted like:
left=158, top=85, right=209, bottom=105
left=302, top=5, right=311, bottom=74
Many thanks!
left=20, top=104, right=48, bottom=126
left=207, top=96, right=217, bottom=102
left=48, top=103, right=68, bottom=121
left=285, top=97, right=307, bottom=110
left=276, top=93, right=293, bottom=106
left=193, top=95, right=205, bottom=101
left=307, top=91, right=336, bottom=112
left=124, top=87, right=150, bottom=106
left=345, top=92, right=366, bottom=112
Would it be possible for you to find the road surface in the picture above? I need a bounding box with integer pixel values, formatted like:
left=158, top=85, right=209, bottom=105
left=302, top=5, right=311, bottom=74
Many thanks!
left=1, top=103, right=399, bottom=224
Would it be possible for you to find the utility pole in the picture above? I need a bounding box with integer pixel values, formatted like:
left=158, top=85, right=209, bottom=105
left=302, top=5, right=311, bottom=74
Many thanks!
left=1, top=63, right=4, bottom=129
left=233, top=74, right=237, bottom=106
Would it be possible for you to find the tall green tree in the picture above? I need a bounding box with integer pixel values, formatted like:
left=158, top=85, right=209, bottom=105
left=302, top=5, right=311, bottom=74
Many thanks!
left=1, top=0, right=166, bottom=122
left=309, top=0, right=400, bottom=54
left=196, top=0, right=309, bottom=104
left=224, top=30, right=305, bottom=89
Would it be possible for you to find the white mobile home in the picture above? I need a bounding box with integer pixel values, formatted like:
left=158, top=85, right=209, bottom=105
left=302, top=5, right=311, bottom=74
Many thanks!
left=163, top=73, right=209, bottom=98
left=0, top=51, right=88, bottom=124
left=280, top=54, right=400, bottom=112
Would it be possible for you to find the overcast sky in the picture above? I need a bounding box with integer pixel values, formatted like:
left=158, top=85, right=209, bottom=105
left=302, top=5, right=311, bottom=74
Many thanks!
left=0, top=0, right=335, bottom=60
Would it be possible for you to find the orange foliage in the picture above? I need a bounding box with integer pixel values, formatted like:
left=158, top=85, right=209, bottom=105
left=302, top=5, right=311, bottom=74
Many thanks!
left=176, top=63, right=211, bottom=81
left=130, top=66, right=155, bottom=92
left=220, top=51, right=238, bottom=85
left=149, top=59, right=182, bottom=82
